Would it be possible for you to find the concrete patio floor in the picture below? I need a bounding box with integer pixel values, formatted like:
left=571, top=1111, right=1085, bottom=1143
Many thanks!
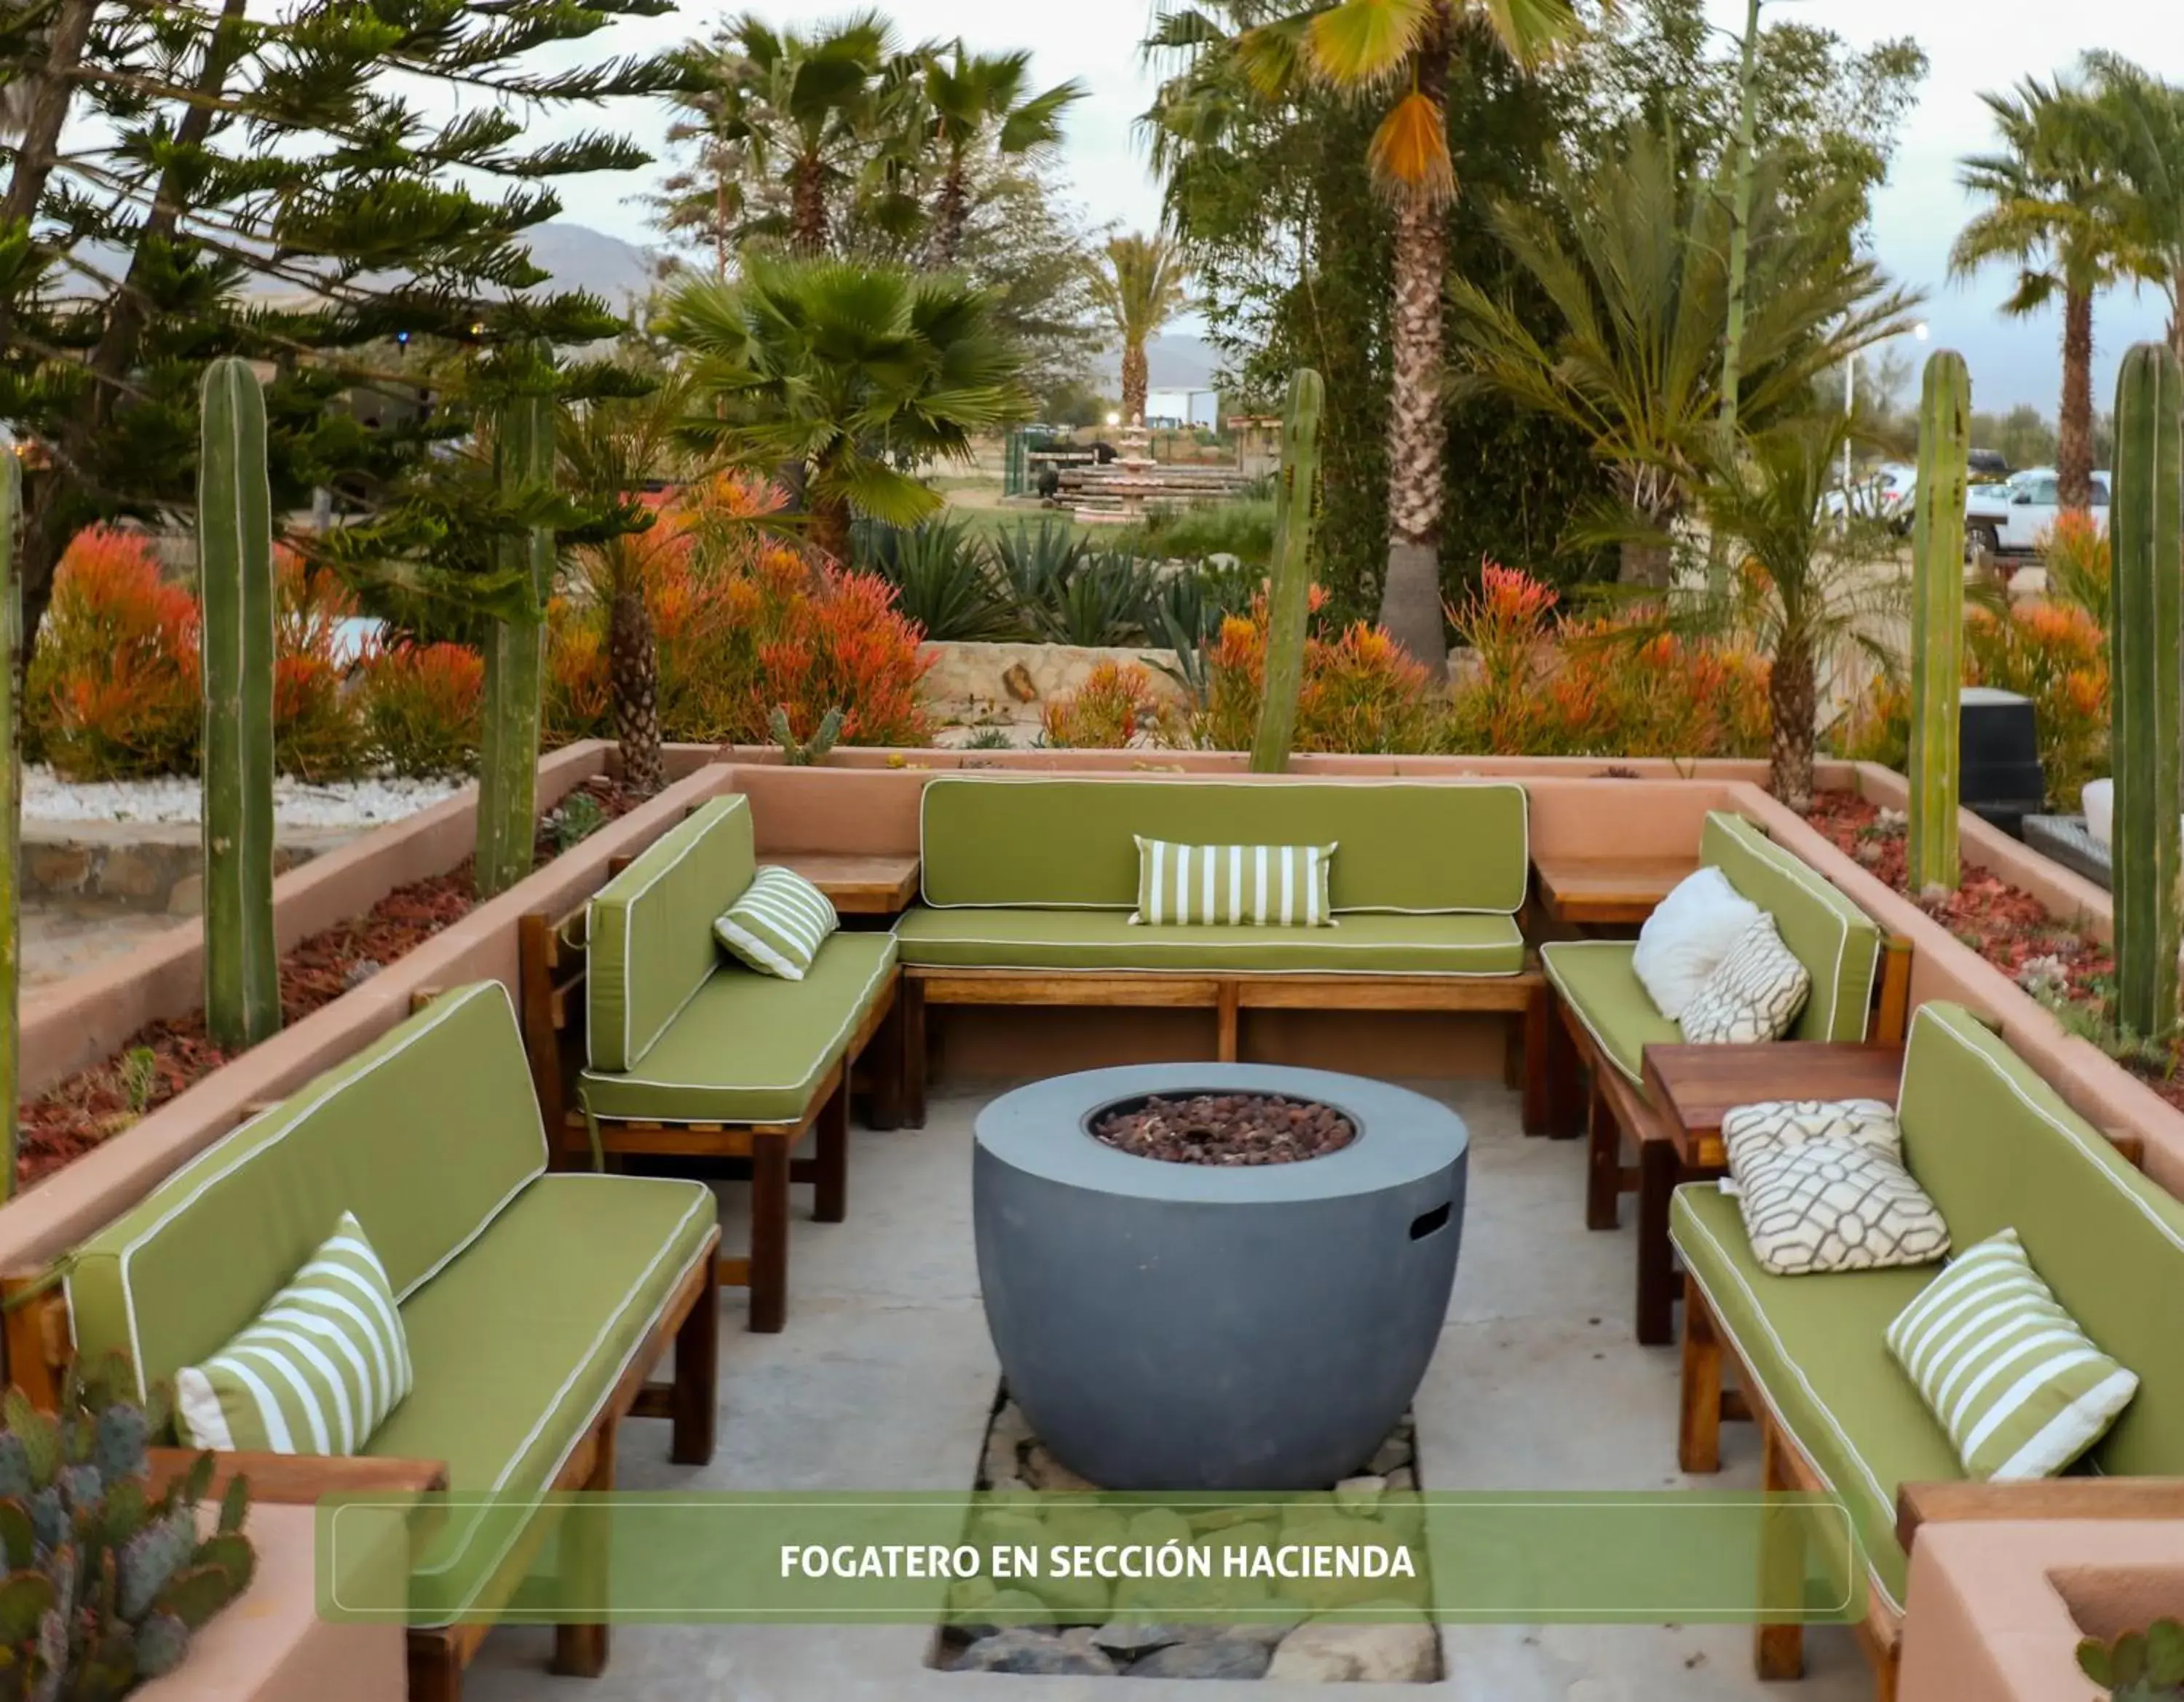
left=467, top=1079, right=1873, bottom=1701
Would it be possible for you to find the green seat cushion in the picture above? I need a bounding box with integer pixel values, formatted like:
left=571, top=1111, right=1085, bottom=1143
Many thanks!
left=1896, top=1002, right=2184, bottom=1478
left=1701, top=812, right=1881, bottom=1043
left=579, top=931, right=898, bottom=1124
left=1539, top=940, right=1680, bottom=1082
left=919, top=776, right=1529, bottom=914
left=588, top=796, right=755, bottom=1072
left=893, top=906, right=1526, bottom=976
left=1671, top=1182, right=1958, bottom=1612
left=68, top=983, right=546, bottom=1401
left=368, top=1173, right=717, bottom=1627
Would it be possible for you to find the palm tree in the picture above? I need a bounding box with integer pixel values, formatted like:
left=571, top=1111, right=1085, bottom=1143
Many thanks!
left=1088, top=231, right=1190, bottom=429
left=558, top=377, right=694, bottom=798
left=921, top=44, right=1084, bottom=266
left=2086, top=55, right=2184, bottom=363
left=1952, top=75, right=2127, bottom=515
left=660, top=255, right=1026, bottom=562
left=684, top=12, right=896, bottom=255
left=1147, top=0, right=1588, bottom=677
left=1449, top=124, right=1922, bottom=586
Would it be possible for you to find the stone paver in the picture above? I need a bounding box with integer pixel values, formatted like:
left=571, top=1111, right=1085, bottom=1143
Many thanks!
left=465, top=1081, right=1870, bottom=1701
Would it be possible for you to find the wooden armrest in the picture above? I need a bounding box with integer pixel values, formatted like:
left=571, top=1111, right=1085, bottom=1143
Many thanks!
left=146, top=1446, right=448, bottom=1505
left=2101, top=1127, right=2148, bottom=1170
left=1896, top=1478, right=2184, bottom=1551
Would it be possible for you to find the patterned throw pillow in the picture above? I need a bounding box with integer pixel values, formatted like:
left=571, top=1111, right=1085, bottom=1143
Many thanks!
left=1679, top=915, right=1811, bottom=1044
left=1722, top=1100, right=1947, bottom=1276
left=177, top=1211, right=413, bottom=1455
left=714, top=866, right=839, bottom=980
left=1132, top=838, right=1336, bottom=927
left=1886, top=1228, right=2138, bottom=1479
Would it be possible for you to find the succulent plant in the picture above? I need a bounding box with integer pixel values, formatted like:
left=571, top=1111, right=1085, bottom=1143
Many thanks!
left=2081, top=1618, right=2184, bottom=1699
left=770, top=704, right=844, bottom=766
left=0, top=1353, right=253, bottom=1701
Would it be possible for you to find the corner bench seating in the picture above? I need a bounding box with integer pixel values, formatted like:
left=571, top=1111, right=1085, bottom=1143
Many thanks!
left=1674, top=1001, right=2184, bottom=1700
left=1540, top=810, right=1912, bottom=1339
left=893, top=775, right=1548, bottom=1125
left=39, top=982, right=721, bottom=1702
left=518, top=793, right=903, bottom=1333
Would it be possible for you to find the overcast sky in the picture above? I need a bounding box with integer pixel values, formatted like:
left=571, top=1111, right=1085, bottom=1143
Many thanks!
left=555, top=1, right=2184, bottom=415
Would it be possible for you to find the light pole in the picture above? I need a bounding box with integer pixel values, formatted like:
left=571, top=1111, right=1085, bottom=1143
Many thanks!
left=1844, top=322, right=1931, bottom=494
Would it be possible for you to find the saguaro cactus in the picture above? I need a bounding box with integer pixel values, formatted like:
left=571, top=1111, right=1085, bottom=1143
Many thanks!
left=1906, top=349, right=1971, bottom=895
left=1249, top=367, right=1325, bottom=775
left=475, top=380, right=555, bottom=898
left=199, top=357, right=280, bottom=1050
left=2109, top=341, right=2184, bottom=1042
left=0, top=449, right=20, bottom=1195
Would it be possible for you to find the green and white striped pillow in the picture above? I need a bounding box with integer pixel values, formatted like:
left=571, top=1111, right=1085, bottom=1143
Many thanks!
left=1885, top=1227, right=2138, bottom=1479
left=1132, top=837, right=1337, bottom=927
left=177, top=1211, right=412, bottom=1455
left=713, top=866, right=839, bottom=980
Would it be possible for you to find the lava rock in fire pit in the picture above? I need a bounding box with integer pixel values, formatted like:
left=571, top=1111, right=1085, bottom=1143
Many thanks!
left=1091, top=1093, right=1356, bottom=1166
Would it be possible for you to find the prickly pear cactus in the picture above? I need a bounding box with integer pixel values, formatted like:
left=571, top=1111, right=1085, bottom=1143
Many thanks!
left=770, top=705, right=844, bottom=767
left=2080, top=1617, right=2184, bottom=1699
left=0, top=1353, right=253, bottom=1701
left=1249, top=368, right=1324, bottom=775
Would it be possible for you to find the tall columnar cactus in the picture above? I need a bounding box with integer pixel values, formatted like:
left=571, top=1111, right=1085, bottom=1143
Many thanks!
left=475, top=380, right=555, bottom=898
left=1249, top=367, right=1325, bottom=775
left=0, top=450, right=19, bottom=1200
left=2110, top=341, right=2184, bottom=1042
left=198, top=358, right=280, bottom=1050
left=1906, top=349, right=1972, bottom=895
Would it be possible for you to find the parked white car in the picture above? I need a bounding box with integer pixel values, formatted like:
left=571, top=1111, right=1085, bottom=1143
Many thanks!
left=1964, top=467, right=2110, bottom=558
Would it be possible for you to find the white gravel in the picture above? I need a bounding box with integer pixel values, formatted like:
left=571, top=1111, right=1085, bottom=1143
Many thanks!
left=23, top=765, right=467, bottom=828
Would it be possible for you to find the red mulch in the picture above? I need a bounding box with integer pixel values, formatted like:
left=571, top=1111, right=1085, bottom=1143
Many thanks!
left=16, top=777, right=635, bottom=1190
left=1803, top=790, right=2184, bottom=1110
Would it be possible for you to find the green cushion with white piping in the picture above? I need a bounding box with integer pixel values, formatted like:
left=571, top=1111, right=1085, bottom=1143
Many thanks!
left=1701, top=811, right=1880, bottom=1043
left=1538, top=939, right=1680, bottom=1082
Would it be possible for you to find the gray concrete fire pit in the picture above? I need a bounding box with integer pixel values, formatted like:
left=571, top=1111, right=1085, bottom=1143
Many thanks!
left=973, top=1064, right=1468, bottom=1491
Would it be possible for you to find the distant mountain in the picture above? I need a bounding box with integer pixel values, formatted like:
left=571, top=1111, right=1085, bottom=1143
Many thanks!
left=518, top=223, right=657, bottom=312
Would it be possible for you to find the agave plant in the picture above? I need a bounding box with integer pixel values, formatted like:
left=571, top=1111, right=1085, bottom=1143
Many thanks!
left=988, top=518, right=1090, bottom=619
left=1035, top=549, right=1165, bottom=647
left=852, top=517, right=1017, bottom=642
left=0, top=1354, right=253, bottom=1702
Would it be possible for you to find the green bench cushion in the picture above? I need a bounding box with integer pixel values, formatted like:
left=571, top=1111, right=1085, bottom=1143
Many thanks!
left=578, top=932, right=898, bottom=1124
left=919, top=776, right=1530, bottom=914
left=1539, top=940, right=1679, bottom=1082
left=1702, top=812, right=1881, bottom=1044
left=368, top=1173, right=716, bottom=1627
left=68, top=985, right=547, bottom=1401
left=1897, top=1002, right=2184, bottom=1478
left=587, top=796, right=755, bottom=1072
left=1671, top=1182, right=1954, bottom=1612
left=894, top=907, right=1527, bottom=976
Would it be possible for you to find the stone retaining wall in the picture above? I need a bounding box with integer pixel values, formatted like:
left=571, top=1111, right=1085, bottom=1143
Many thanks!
left=919, top=641, right=1190, bottom=727
left=23, top=821, right=357, bottom=914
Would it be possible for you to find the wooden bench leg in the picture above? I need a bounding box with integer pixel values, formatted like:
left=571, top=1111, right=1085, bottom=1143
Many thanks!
left=1754, top=1422, right=1806, bottom=1681
left=814, top=1082, right=849, bottom=1225
left=1543, top=991, right=1586, bottom=1139
left=671, top=1275, right=719, bottom=1466
left=407, top=1632, right=463, bottom=1702
left=551, top=1426, right=616, bottom=1679
left=866, top=999, right=906, bottom=1132
left=1517, top=983, right=1551, bottom=1132
left=902, top=977, right=928, bottom=1130
left=1584, top=1082, right=1622, bottom=1231
left=1679, top=1272, right=1724, bottom=1475
left=1216, top=981, right=1240, bottom=1063
left=749, top=1132, right=791, bottom=1333
left=1634, top=1136, right=1680, bottom=1347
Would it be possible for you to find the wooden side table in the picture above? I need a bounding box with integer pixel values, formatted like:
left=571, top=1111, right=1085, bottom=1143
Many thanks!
left=1533, top=855, right=1696, bottom=927
left=769, top=851, right=921, bottom=917
left=1631, top=1041, right=1906, bottom=1345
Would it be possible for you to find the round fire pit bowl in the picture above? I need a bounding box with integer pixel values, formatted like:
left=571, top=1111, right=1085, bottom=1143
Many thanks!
left=973, top=1063, right=1468, bottom=1491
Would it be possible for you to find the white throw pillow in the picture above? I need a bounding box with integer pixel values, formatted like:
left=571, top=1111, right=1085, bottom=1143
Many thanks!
left=1679, top=915, right=1811, bottom=1045
left=1722, top=1101, right=1947, bottom=1276
left=1631, top=867, right=1763, bottom=1021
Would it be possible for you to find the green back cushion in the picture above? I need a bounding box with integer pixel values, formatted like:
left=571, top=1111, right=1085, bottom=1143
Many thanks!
left=68, top=983, right=545, bottom=1399
left=587, top=795, right=755, bottom=1070
left=919, top=777, right=1530, bottom=913
left=1898, top=1002, right=2184, bottom=1476
left=1701, top=811, right=1880, bottom=1042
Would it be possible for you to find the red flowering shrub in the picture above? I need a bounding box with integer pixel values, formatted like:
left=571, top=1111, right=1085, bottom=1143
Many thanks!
left=356, top=639, right=485, bottom=775
left=1200, top=588, right=1434, bottom=754
left=272, top=550, right=369, bottom=780
left=2038, top=511, right=2110, bottom=628
left=27, top=528, right=201, bottom=780
left=1042, top=660, right=1163, bottom=748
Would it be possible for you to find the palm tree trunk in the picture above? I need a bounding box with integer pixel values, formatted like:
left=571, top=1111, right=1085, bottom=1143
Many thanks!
left=2057, top=283, right=2095, bottom=514
left=808, top=489, right=852, bottom=566
left=791, top=153, right=828, bottom=254
left=1620, top=529, right=1674, bottom=588
left=928, top=159, right=968, bottom=268
left=1121, top=342, right=1149, bottom=428
left=608, top=572, right=663, bottom=799
left=1768, top=636, right=1819, bottom=813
